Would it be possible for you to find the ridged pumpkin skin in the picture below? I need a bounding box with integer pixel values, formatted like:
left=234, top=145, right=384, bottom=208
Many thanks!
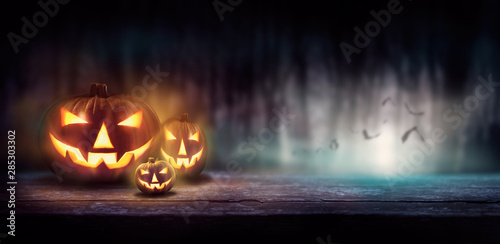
left=135, top=157, right=176, bottom=194
left=39, top=83, right=160, bottom=182
left=160, top=113, right=207, bottom=177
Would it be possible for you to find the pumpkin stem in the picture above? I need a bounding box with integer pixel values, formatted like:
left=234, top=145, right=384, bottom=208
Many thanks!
left=89, top=83, right=109, bottom=98
left=148, top=157, right=155, bottom=163
left=180, top=113, right=189, bottom=122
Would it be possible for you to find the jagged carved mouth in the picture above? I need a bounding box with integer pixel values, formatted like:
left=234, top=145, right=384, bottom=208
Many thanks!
left=137, top=178, right=171, bottom=190
left=49, top=133, right=152, bottom=169
left=161, top=148, right=203, bottom=169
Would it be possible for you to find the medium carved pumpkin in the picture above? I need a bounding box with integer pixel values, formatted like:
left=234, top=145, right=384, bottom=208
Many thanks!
left=160, top=113, right=207, bottom=177
left=39, top=83, right=161, bottom=182
left=135, top=157, right=176, bottom=194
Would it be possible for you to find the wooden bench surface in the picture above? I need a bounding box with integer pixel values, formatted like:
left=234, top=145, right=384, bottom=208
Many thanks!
left=10, top=172, right=500, bottom=243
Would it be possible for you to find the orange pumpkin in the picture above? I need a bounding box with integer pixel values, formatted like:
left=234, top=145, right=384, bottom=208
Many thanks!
left=39, top=83, right=160, bottom=182
left=160, top=113, right=207, bottom=177
left=135, top=157, right=176, bottom=194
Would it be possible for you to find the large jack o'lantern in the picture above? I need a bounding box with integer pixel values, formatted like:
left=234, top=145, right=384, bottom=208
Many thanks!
left=39, top=83, right=160, bottom=181
left=135, top=157, right=176, bottom=194
left=160, top=113, right=207, bottom=177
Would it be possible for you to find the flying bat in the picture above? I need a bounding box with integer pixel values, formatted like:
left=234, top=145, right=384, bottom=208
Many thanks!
left=381, top=97, right=396, bottom=107
left=405, top=103, right=424, bottom=116
left=401, top=126, right=425, bottom=143
left=363, top=129, right=381, bottom=140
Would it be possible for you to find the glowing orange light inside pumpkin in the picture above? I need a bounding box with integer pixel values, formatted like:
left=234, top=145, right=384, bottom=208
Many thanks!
left=118, top=110, right=143, bottom=128
left=93, top=122, right=114, bottom=149
left=178, top=139, right=187, bottom=155
left=49, top=133, right=152, bottom=169
left=137, top=178, right=171, bottom=190
left=189, top=131, right=199, bottom=142
left=61, top=108, right=88, bottom=126
left=161, top=147, right=204, bottom=169
left=151, top=173, right=159, bottom=183
left=140, top=169, right=149, bottom=175
left=189, top=147, right=204, bottom=167
left=166, top=130, right=176, bottom=140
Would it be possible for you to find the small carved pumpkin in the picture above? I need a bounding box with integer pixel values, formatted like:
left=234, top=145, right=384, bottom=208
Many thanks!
left=160, top=113, right=207, bottom=177
left=135, top=157, right=176, bottom=194
left=39, top=83, right=160, bottom=182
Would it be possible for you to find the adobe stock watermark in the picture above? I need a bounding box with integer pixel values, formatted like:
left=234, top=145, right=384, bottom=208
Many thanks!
left=179, top=106, right=296, bottom=224
left=212, top=0, right=243, bottom=22
left=7, top=0, right=71, bottom=54
left=50, top=64, right=169, bottom=182
left=339, top=0, right=409, bottom=64
left=385, top=74, right=499, bottom=188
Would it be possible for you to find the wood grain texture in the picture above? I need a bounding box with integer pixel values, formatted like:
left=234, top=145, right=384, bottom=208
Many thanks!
left=9, top=172, right=500, bottom=243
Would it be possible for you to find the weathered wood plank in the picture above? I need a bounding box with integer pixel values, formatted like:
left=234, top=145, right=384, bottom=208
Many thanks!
left=16, top=173, right=500, bottom=203
left=8, top=172, right=500, bottom=243
left=17, top=200, right=500, bottom=217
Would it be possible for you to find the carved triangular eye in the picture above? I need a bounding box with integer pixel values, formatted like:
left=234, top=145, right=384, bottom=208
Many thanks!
left=166, top=130, right=176, bottom=140
left=118, top=110, right=143, bottom=128
left=140, top=169, right=149, bottom=175
left=159, top=167, right=167, bottom=174
left=189, top=131, right=199, bottom=142
left=61, top=108, right=88, bottom=126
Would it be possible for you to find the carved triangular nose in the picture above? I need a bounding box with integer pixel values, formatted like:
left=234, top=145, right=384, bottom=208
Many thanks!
left=93, top=122, right=114, bottom=149
left=178, top=139, right=187, bottom=155
left=152, top=173, right=159, bottom=183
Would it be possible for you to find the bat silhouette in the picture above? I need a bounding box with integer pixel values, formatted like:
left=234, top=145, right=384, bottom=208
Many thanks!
left=330, top=139, right=338, bottom=151
left=363, top=129, right=381, bottom=140
left=401, top=126, right=425, bottom=143
left=405, top=103, right=424, bottom=116
left=382, top=97, right=396, bottom=107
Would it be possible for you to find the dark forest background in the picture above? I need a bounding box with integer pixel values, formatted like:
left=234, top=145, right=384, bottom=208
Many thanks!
left=2, top=0, right=500, bottom=174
